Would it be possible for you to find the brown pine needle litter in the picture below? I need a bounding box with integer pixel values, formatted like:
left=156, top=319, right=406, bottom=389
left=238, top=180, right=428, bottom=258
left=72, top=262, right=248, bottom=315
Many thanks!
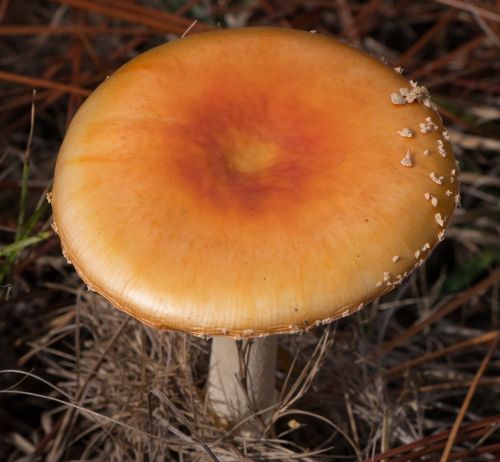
left=1, top=1, right=499, bottom=461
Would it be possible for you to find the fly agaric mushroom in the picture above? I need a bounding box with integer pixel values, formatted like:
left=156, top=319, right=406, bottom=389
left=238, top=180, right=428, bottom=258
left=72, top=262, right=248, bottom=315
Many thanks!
left=51, top=27, right=458, bottom=428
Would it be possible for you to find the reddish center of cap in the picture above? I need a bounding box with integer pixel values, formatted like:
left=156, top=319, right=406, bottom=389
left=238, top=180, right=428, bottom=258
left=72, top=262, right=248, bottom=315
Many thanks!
left=170, top=87, right=334, bottom=215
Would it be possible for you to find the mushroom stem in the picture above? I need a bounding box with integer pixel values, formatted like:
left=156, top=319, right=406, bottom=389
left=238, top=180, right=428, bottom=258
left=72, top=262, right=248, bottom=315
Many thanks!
left=207, top=336, right=278, bottom=430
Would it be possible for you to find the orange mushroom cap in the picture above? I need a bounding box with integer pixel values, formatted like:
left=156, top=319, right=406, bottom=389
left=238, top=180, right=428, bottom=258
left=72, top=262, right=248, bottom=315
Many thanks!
left=52, top=27, right=459, bottom=337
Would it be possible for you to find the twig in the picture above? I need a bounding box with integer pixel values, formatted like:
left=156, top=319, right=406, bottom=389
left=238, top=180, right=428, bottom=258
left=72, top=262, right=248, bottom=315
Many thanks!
left=0, top=0, right=10, bottom=22
left=386, top=330, right=500, bottom=375
left=397, top=9, right=456, bottom=68
left=380, top=270, right=500, bottom=354
left=365, top=415, right=500, bottom=461
left=0, top=70, right=91, bottom=96
left=410, top=35, right=487, bottom=80
left=0, top=25, right=154, bottom=35
left=439, top=331, right=500, bottom=462
left=434, top=0, right=500, bottom=23
left=149, top=389, right=220, bottom=462
left=49, top=0, right=210, bottom=35
left=42, top=317, right=130, bottom=459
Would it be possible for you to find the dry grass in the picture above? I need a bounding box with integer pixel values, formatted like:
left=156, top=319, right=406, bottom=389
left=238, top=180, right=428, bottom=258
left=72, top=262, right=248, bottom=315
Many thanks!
left=1, top=1, right=499, bottom=461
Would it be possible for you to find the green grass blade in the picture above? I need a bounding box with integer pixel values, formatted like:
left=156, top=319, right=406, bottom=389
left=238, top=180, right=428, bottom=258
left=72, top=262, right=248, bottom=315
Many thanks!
left=0, top=231, right=52, bottom=258
left=15, top=90, right=36, bottom=240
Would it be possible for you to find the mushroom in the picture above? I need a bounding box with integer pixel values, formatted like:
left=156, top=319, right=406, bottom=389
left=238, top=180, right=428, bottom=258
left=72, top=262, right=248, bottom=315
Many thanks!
left=51, top=27, right=458, bottom=430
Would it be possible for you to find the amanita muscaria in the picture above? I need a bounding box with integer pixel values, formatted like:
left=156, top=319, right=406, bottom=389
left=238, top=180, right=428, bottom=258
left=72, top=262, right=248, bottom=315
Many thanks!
left=51, top=27, right=459, bottom=429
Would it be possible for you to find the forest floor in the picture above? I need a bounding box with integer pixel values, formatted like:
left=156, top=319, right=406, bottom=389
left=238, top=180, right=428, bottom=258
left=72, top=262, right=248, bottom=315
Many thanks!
left=1, top=1, right=499, bottom=461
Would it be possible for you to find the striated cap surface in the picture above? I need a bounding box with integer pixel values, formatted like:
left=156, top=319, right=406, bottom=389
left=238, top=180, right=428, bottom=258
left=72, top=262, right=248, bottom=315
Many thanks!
left=52, top=27, right=459, bottom=337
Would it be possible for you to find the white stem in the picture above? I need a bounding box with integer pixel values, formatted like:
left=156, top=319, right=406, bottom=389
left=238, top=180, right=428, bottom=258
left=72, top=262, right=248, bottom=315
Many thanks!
left=207, top=336, right=278, bottom=429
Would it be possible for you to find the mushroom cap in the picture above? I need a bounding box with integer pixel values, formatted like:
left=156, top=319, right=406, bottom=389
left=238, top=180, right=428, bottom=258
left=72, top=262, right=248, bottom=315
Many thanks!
left=52, top=27, right=458, bottom=337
